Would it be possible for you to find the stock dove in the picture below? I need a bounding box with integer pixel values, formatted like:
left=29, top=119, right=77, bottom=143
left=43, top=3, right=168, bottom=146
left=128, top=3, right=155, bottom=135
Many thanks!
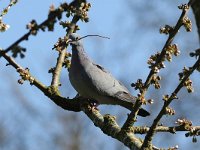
left=68, top=33, right=150, bottom=117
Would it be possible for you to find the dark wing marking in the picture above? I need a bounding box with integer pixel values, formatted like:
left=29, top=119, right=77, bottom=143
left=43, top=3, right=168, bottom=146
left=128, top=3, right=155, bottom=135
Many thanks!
left=113, top=91, right=136, bottom=103
left=93, top=63, right=128, bottom=89
left=93, top=63, right=107, bottom=73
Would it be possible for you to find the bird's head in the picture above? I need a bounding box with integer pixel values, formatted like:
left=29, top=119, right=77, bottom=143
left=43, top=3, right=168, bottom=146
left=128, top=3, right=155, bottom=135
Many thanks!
left=68, top=33, right=83, bottom=47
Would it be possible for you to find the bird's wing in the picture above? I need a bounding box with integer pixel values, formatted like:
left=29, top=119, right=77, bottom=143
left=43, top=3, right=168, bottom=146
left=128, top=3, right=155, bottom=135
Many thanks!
left=89, top=63, right=132, bottom=100
left=113, top=91, right=136, bottom=103
left=94, top=64, right=108, bottom=73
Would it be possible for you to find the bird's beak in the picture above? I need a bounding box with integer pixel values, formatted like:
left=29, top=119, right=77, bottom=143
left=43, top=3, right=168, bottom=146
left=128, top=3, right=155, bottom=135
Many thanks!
left=66, top=39, right=72, bottom=44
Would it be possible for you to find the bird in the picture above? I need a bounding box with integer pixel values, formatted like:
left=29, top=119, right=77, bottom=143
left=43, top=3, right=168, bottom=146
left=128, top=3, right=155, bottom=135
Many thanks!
left=68, top=33, right=150, bottom=117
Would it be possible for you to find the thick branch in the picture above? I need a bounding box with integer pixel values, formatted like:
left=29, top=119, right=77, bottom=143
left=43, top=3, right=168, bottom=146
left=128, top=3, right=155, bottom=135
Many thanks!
left=81, top=105, right=160, bottom=150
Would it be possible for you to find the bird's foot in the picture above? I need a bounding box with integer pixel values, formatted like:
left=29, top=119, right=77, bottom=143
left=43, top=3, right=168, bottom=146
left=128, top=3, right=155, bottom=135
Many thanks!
left=88, top=99, right=99, bottom=111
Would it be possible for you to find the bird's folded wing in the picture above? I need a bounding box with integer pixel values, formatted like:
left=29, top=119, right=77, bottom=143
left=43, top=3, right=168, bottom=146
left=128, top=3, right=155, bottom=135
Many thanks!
left=92, top=63, right=109, bottom=73
left=113, top=91, right=136, bottom=103
left=92, top=63, right=130, bottom=91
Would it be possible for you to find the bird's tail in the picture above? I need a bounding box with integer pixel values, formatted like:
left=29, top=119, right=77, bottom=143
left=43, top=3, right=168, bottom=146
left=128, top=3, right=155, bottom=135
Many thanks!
left=118, top=100, right=150, bottom=117
left=138, top=108, right=150, bottom=117
left=110, top=92, right=150, bottom=117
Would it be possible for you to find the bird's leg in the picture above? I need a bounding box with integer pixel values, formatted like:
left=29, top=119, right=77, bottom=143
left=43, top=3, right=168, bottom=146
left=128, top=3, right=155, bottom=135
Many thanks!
left=75, top=93, right=81, bottom=98
left=88, top=99, right=99, bottom=111
left=75, top=94, right=99, bottom=111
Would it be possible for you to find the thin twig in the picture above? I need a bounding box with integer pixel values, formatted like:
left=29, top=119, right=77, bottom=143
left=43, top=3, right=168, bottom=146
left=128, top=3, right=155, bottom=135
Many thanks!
left=0, top=0, right=18, bottom=18
left=50, top=16, right=79, bottom=87
left=3, top=32, right=31, bottom=54
left=132, top=125, right=200, bottom=134
left=191, top=0, right=200, bottom=43
left=1, top=2, right=67, bottom=55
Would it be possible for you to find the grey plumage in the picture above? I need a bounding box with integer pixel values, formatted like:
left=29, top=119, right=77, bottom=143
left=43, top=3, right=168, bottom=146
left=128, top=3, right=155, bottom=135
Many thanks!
left=68, top=33, right=150, bottom=117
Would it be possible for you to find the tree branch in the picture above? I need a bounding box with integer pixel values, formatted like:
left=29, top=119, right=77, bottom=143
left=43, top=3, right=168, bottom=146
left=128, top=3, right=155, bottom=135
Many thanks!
left=50, top=0, right=90, bottom=88
left=141, top=51, right=200, bottom=149
left=122, top=2, right=191, bottom=132
left=1, top=1, right=199, bottom=149
left=191, top=0, right=200, bottom=43
left=1, top=47, right=158, bottom=149
left=50, top=16, right=79, bottom=87
left=1, top=2, right=68, bottom=55
left=0, top=48, right=82, bottom=112
left=132, top=125, right=200, bottom=134
left=81, top=105, right=160, bottom=150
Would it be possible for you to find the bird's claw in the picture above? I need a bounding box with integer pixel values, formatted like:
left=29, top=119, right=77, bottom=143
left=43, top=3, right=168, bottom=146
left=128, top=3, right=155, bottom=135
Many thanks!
left=88, top=99, right=99, bottom=111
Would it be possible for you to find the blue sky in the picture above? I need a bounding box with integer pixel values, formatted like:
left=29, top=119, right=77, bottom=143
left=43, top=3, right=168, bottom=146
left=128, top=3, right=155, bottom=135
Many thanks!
left=1, top=0, right=200, bottom=150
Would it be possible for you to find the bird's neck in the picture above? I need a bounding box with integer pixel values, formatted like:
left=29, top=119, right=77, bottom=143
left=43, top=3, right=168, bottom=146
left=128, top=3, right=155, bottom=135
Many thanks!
left=71, top=45, right=91, bottom=66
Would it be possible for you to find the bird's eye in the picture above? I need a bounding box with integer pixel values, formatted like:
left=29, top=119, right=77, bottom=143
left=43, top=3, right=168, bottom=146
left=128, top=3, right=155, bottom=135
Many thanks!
left=75, top=37, right=79, bottom=40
